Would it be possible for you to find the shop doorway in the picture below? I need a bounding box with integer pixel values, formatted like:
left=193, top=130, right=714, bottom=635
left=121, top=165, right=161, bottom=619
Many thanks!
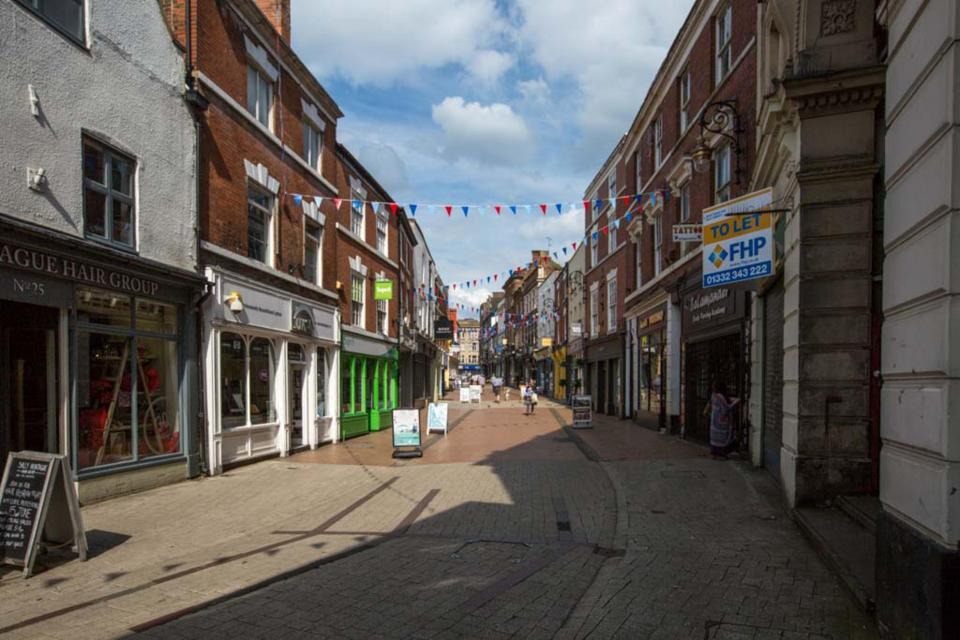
left=287, top=344, right=306, bottom=450
left=684, top=333, right=742, bottom=444
left=0, top=301, right=59, bottom=474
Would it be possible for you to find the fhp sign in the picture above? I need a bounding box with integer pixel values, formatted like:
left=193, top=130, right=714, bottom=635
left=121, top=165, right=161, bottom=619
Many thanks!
left=702, top=188, right=774, bottom=288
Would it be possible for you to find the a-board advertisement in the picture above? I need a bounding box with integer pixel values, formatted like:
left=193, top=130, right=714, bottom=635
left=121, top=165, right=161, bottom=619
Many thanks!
left=571, top=395, right=592, bottom=429
left=459, top=387, right=471, bottom=403
left=427, top=403, right=449, bottom=433
left=1, top=452, right=87, bottom=577
left=469, top=385, right=482, bottom=403
left=392, top=410, right=421, bottom=448
left=702, top=188, right=774, bottom=288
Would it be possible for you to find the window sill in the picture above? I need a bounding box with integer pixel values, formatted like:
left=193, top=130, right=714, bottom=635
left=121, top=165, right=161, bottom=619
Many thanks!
left=84, top=234, right=139, bottom=256
left=335, top=224, right=398, bottom=270
left=76, top=452, right=186, bottom=480
left=221, top=422, right=280, bottom=433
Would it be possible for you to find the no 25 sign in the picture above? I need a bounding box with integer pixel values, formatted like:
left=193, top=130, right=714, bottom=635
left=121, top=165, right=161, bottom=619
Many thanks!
left=13, top=277, right=46, bottom=297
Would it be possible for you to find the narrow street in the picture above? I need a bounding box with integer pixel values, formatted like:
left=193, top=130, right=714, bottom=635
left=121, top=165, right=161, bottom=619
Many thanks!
left=0, top=391, right=874, bottom=639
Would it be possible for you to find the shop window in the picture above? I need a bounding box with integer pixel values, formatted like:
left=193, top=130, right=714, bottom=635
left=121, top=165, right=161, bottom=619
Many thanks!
left=715, top=144, right=732, bottom=203
left=247, top=185, right=273, bottom=264
left=83, top=137, right=135, bottom=249
left=16, top=0, right=84, bottom=44
left=249, top=338, right=275, bottom=425
left=304, top=220, right=321, bottom=284
left=351, top=273, right=365, bottom=328
left=341, top=356, right=354, bottom=414
left=246, top=64, right=273, bottom=129
left=316, top=348, right=327, bottom=417
left=716, top=3, right=733, bottom=85
left=303, top=121, right=322, bottom=170
left=376, top=214, right=388, bottom=255
left=76, top=287, right=181, bottom=471
left=220, top=333, right=246, bottom=428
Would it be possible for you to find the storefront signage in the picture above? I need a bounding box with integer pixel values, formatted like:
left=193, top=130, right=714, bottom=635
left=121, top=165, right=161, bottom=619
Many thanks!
left=0, top=268, right=75, bottom=308
left=570, top=322, right=583, bottom=336
left=0, top=452, right=87, bottom=577
left=434, top=317, right=453, bottom=340
left=541, top=337, right=553, bottom=347
left=0, top=242, right=160, bottom=297
left=342, top=332, right=395, bottom=358
left=702, top=188, right=774, bottom=288
left=682, top=286, right=744, bottom=334
left=638, top=308, right=665, bottom=330
left=374, top=280, right=393, bottom=301
left=672, top=224, right=702, bottom=242
left=572, top=395, right=592, bottom=429
left=391, top=410, right=421, bottom=449
left=291, top=303, right=315, bottom=336
left=427, top=402, right=448, bottom=434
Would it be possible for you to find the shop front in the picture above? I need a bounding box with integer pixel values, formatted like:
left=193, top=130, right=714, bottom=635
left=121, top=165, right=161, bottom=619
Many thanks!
left=551, top=345, right=568, bottom=402
left=340, top=329, right=398, bottom=439
left=680, top=275, right=748, bottom=445
left=585, top=334, right=623, bottom=416
left=534, top=346, right=552, bottom=396
left=631, top=305, right=667, bottom=429
left=567, top=335, right=584, bottom=399
left=202, top=268, right=339, bottom=473
left=0, top=225, right=202, bottom=502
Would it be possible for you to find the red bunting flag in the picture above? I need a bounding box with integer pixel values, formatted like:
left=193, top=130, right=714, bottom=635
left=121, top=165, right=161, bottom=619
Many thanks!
left=620, top=196, right=631, bottom=206
left=444, top=205, right=453, bottom=217
left=493, top=274, right=498, bottom=282
left=539, top=204, right=547, bottom=215
left=333, top=198, right=343, bottom=210
left=452, top=283, right=457, bottom=289
left=602, top=225, right=609, bottom=235
left=583, top=200, right=591, bottom=215
left=572, top=241, right=578, bottom=250
left=495, top=205, right=502, bottom=215
left=389, top=202, right=398, bottom=215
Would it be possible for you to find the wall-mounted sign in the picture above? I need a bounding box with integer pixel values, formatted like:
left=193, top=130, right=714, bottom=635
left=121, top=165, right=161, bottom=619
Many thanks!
left=291, top=303, right=315, bottom=336
left=434, top=317, right=453, bottom=340
left=638, top=308, right=665, bottom=331
left=571, top=322, right=583, bottom=336
left=541, top=337, right=553, bottom=347
left=682, top=286, right=744, bottom=334
left=374, top=280, right=393, bottom=301
left=672, top=223, right=702, bottom=242
left=702, top=188, right=774, bottom=288
left=0, top=241, right=161, bottom=297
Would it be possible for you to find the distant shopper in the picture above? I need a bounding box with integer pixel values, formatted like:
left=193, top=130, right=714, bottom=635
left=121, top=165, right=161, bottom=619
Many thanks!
left=523, top=380, right=538, bottom=415
left=706, top=379, right=740, bottom=458
left=491, top=376, right=502, bottom=402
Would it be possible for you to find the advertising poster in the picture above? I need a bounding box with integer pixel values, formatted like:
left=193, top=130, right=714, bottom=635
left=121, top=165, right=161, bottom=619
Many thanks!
left=427, top=403, right=448, bottom=433
left=469, top=385, right=482, bottom=403
left=702, top=188, right=774, bottom=288
left=459, top=388, right=471, bottom=403
left=392, top=410, right=421, bottom=448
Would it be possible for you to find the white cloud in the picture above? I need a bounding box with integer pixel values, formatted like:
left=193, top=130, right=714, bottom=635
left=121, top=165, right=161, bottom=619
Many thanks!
left=517, top=77, right=550, bottom=105
left=466, top=50, right=516, bottom=85
left=354, top=141, right=409, bottom=194
left=431, top=97, right=534, bottom=165
left=291, top=0, right=510, bottom=86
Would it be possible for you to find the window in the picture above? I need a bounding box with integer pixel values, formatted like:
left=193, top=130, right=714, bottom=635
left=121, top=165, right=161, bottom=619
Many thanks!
left=680, top=182, right=691, bottom=222
left=248, top=338, right=276, bottom=425
left=679, top=71, right=692, bottom=132
left=635, top=240, right=643, bottom=287
left=351, top=273, right=365, bottom=328
left=609, top=219, right=618, bottom=252
left=592, top=191, right=600, bottom=221
left=247, top=185, right=273, bottom=264
left=376, top=214, right=388, bottom=255
left=591, top=234, right=599, bottom=267
left=76, top=288, right=181, bottom=470
left=590, top=288, right=599, bottom=337
left=634, top=151, right=642, bottom=193
left=247, top=65, right=273, bottom=129
left=716, top=4, right=733, bottom=85
left=654, top=214, right=663, bottom=277
left=377, top=299, right=388, bottom=335
left=316, top=348, right=327, bottom=418
left=304, top=220, right=321, bottom=284
left=16, top=0, right=84, bottom=44
left=303, top=122, right=322, bottom=170
left=607, top=171, right=617, bottom=202
left=607, top=277, right=617, bottom=333
left=83, top=137, right=135, bottom=248
left=715, top=144, right=732, bottom=203
left=654, top=115, right=663, bottom=169
left=351, top=197, right=364, bottom=237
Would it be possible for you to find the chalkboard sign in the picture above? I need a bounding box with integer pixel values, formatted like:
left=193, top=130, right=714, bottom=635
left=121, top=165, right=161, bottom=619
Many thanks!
left=0, top=452, right=87, bottom=577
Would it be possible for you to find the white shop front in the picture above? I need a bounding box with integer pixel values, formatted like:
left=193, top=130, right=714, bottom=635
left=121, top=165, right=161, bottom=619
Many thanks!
left=202, top=267, right=339, bottom=474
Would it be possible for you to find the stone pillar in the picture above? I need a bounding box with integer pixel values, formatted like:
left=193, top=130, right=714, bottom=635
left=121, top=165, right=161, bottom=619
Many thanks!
left=779, top=72, right=884, bottom=506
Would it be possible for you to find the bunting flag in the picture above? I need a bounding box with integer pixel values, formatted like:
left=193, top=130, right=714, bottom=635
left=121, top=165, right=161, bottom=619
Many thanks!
left=352, top=199, right=362, bottom=210
left=409, top=204, right=417, bottom=216
left=445, top=205, right=453, bottom=217
left=389, top=202, right=398, bottom=215
left=510, top=205, right=518, bottom=215
left=539, top=203, right=548, bottom=215
left=462, top=205, right=470, bottom=217
left=293, top=194, right=303, bottom=205
left=495, top=205, right=502, bottom=215
left=334, top=198, right=343, bottom=210
left=373, top=202, right=382, bottom=215
left=555, top=203, right=563, bottom=215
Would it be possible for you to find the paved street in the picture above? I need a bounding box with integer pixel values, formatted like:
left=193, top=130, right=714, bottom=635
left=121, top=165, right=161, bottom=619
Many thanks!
left=0, top=391, right=875, bottom=639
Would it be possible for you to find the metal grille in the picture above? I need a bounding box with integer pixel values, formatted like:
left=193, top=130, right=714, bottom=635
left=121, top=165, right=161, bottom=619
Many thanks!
left=683, top=333, right=743, bottom=444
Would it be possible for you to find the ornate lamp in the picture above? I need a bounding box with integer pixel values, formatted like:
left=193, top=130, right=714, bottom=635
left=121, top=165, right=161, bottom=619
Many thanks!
left=691, top=100, right=745, bottom=184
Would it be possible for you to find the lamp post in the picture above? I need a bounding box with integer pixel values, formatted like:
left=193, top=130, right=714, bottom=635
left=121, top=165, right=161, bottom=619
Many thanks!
left=690, top=100, right=745, bottom=184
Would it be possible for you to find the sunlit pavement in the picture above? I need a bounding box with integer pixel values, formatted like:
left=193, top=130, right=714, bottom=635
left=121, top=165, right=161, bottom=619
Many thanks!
left=0, top=388, right=875, bottom=639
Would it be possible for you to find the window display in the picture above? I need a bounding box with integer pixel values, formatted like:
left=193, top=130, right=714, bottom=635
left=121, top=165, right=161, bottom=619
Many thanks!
left=316, top=348, right=327, bottom=418
left=219, top=332, right=277, bottom=428
left=75, top=287, right=181, bottom=471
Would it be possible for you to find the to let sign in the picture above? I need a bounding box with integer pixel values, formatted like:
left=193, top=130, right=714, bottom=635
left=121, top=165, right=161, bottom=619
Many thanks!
left=701, top=188, right=774, bottom=288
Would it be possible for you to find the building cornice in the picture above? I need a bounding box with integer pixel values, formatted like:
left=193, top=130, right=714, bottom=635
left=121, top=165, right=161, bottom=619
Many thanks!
left=335, top=223, right=399, bottom=270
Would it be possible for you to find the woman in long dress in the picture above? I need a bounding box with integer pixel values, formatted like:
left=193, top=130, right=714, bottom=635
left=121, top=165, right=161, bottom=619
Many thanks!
left=708, top=380, right=740, bottom=458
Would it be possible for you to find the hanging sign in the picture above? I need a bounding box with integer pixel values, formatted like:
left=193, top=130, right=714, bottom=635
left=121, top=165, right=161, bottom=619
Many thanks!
left=391, top=409, right=423, bottom=458
left=672, top=223, right=702, bottom=242
left=1, top=452, right=87, bottom=577
left=702, top=188, right=774, bottom=288
left=374, top=280, right=394, bottom=300
left=427, top=402, right=449, bottom=434
left=434, top=317, right=453, bottom=340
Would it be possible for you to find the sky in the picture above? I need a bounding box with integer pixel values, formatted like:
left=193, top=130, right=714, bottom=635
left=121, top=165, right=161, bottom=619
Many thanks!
left=291, top=0, right=695, bottom=318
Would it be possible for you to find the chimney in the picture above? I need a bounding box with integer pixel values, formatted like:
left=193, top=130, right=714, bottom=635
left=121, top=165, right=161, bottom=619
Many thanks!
left=254, top=0, right=291, bottom=43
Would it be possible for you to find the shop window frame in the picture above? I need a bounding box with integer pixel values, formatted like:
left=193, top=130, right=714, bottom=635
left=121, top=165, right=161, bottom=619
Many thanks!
left=218, top=331, right=277, bottom=430
left=71, top=288, right=185, bottom=478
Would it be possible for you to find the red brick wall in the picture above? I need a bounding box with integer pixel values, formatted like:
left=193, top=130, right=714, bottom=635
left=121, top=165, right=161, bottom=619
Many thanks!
left=253, top=0, right=290, bottom=43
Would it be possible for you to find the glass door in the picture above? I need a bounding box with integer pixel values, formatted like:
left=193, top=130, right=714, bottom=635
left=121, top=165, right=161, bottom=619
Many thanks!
left=288, top=344, right=306, bottom=449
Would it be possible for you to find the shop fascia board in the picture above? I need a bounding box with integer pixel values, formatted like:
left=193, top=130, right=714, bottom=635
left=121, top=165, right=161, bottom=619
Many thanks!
left=624, top=245, right=702, bottom=307
left=341, top=323, right=395, bottom=344
left=624, top=289, right=670, bottom=321
left=202, top=249, right=340, bottom=312
left=195, top=72, right=339, bottom=197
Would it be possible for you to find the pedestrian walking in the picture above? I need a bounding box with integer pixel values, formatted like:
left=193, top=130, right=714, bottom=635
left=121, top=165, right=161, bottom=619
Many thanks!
left=705, top=379, right=740, bottom=458
left=523, top=380, right=538, bottom=415
left=491, top=376, right=502, bottom=402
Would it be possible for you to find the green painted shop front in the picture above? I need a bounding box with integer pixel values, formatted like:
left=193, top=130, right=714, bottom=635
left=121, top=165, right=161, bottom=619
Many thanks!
left=339, top=330, right=399, bottom=440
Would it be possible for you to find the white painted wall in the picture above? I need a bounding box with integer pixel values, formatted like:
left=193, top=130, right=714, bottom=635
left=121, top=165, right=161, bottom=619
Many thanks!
left=0, top=0, right=196, bottom=271
left=881, top=0, right=960, bottom=547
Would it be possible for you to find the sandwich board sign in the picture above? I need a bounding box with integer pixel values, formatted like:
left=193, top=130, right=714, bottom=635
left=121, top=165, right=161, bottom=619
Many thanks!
left=1, top=452, right=87, bottom=577
left=459, top=387, right=471, bottom=403
left=702, top=188, right=774, bottom=288
left=469, top=385, right=482, bottom=403
left=427, top=402, right=449, bottom=434
left=392, top=409, right=423, bottom=458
